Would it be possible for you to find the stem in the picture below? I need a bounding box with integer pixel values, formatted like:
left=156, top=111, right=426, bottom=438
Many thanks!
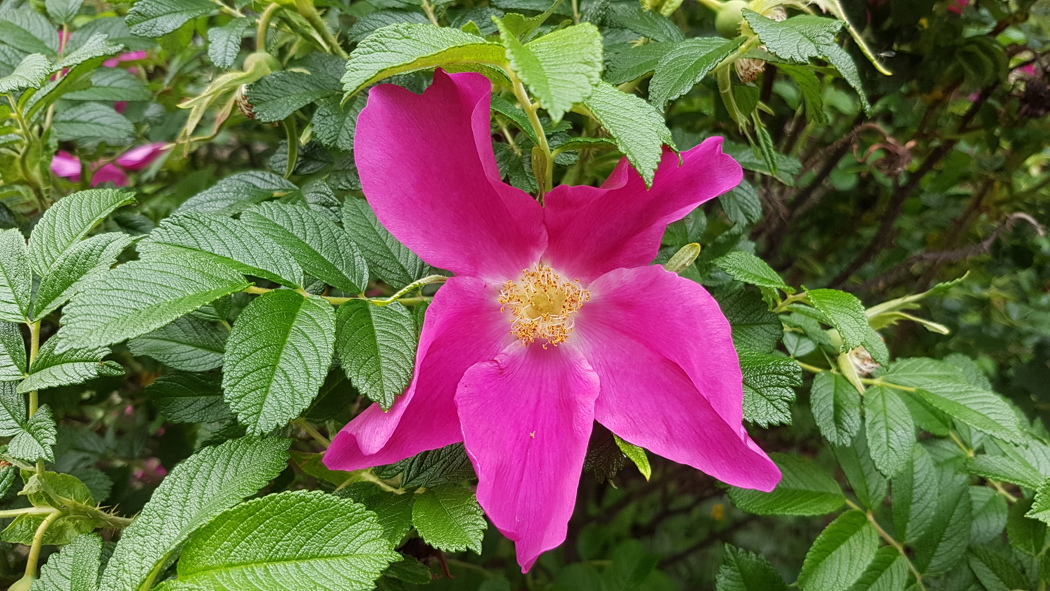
left=0, top=507, right=58, bottom=520
left=283, top=118, right=298, bottom=179
left=846, top=500, right=927, bottom=591
left=294, top=0, right=348, bottom=58
left=696, top=0, right=723, bottom=10
left=772, top=291, right=808, bottom=313
left=210, top=0, right=245, bottom=18
left=508, top=70, right=553, bottom=199
left=571, top=0, right=581, bottom=23
left=256, top=2, right=282, bottom=52
left=422, top=0, right=440, bottom=26
left=24, top=510, right=62, bottom=579
left=294, top=419, right=330, bottom=447
left=356, top=470, right=404, bottom=494
left=27, top=320, right=42, bottom=476
left=369, top=275, right=446, bottom=306
left=797, top=361, right=825, bottom=374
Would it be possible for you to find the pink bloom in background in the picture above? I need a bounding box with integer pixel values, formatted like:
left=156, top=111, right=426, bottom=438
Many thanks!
left=947, top=0, right=969, bottom=14
left=102, top=50, right=148, bottom=68
left=323, top=71, right=781, bottom=571
left=50, top=143, right=166, bottom=187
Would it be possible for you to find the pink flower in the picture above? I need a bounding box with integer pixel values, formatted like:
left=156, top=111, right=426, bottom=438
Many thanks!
left=50, top=143, right=167, bottom=187
left=116, top=142, right=166, bottom=170
left=322, top=71, right=780, bottom=571
left=947, top=0, right=968, bottom=13
left=102, top=50, right=148, bottom=68
left=50, top=150, right=82, bottom=180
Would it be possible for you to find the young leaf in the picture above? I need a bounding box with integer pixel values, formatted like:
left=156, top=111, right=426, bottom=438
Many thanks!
left=805, top=289, right=879, bottom=356
left=649, top=37, right=743, bottom=109
left=33, top=532, right=103, bottom=591
left=126, top=0, right=215, bottom=37
left=146, top=372, right=232, bottom=424
left=33, top=232, right=132, bottom=320
left=778, top=63, right=827, bottom=125
left=797, top=510, right=878, bottom=591
left=27, top=188, right=136, bottom=276
left=222, top=290, right=335, bottom=434
left=207, top=18, right=251, bottom=69
left=246, top=70, right=340, bottom=123
left=739, top=350, right=800, bottom=427
left=810, top=372, right=861, bottom=447
left=154, top=490, right=399, bottom=591
left=0, top=229, right=32, bottom=323
left=98, top=437, right=291, bottom=591
left=0, top=53, right=52, bottom=93
left=715, top=544, right=788, bottom=591
left=891, top=444, right=937, bottom=543
left=614, top=435, right=652, bottom=481
left=342, top=23, right=506, bottom=96
left=411, top=486, right=487, bottom=554
left=342, top=198, right=432, bottom=289
left=0, top=322, right=26, bottom=382
left=128, top=315, right=227, bottom=372
left=727, top=453, right=845, bottom=516
left=17, top=338, right=123, bottom=393
left=1025, top=479, right=1050, bottom=526
left=176, top=171, right=299, bottom=216
left=9, top=404, right=57, bottom=463
left=336, top=300, right=416, bottom=410
left=52, top=103, right=134, bottom=143
left=863, top=385, right=913, bottom=478
left=581, top=82, right=674, bottom=187
left=714, top=251, right=789, bottom=291
left=140, top=212, right=304, bottom=288
left=850, top=546, right=907, bottom=591
left=58, top=251, right=250, bottom=350
left=1008, top=497, right=1047, bottom=556
left=241, top=201, right=368, bottom=294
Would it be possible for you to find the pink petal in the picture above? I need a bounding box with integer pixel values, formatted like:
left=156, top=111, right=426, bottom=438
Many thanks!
left=116, top=143, right=167, bottom=170
left=354, top=70, right=545, bottom=279
left=324, top=276, right=512, bottom=471
left=456, top=344, right=599, bottom=572
left=542, top=138, right=742, bottom=281
left=575, top=265, right=780, bottom=492
left=103, top=50, right=148, bottom=67
left=90, top=163, right=128, bottom=187
left=50, top=151, right=82, bottom=180
left=114, top=101, right=128, bottom=114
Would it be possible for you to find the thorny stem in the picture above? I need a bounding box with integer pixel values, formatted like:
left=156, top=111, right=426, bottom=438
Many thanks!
left=25, top=510, right=62, bottom=579
left=0, top=507, right=58, bottom=520
left=846, top=499, right=927, bottom=590
left=507, top=70, right=553, bottom=199
left=256, top=2, right=282, bottom=52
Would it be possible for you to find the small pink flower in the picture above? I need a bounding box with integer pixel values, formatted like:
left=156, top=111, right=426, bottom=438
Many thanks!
left=50, top=150, right=82, bottom=180
left=102, top=50, right=148, bottom=68
left=947, top=0, right=968, bottom=14
left=50, top=143, right=166, bottom=187
left=91, top=163, right=128, bottom=187
left=116, top=142, right=167, bottom=170
left=323, top=71, right=780, bottom=571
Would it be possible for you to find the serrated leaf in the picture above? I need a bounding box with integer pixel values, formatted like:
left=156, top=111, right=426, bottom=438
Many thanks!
left=1008, top=497, right=1047, bottom=556
left=0, top=322, right=26, bottom=382
left=833, top=425, right=886, bottom=510
left=3, top=472, right=101, bottom=546
left=207, top=18, right=250, bottom=69
left=850, top=546, right=907, bottom=591
left=53, top=102, right=134, bottom=143
left=719, top=288, right=781, bottom=354
left=246, top=70, right=340, bottom=123
left=33, top=532, right=103, bottom=591
left=0, top=53, right=52, bottom=93
left=348, top=10, right=431, bottom=43
left=342, top=484, right=416, bottom=544
left=342, top=23, right=506, bottom=96
left=0, top=229, right=31, bottom=323
left=963, top=454, right=1043, bottom=490
left=99, top=437, right=291, bottom=591
left=126, top=0, right=214, bottom=37
left=823, top=44, right=871, bottom=113
left=342, top=198, right=432, bottom=289
left=0, top=10, right=59, bottom=56
left=65, top=68, right=151, bottom=102
left=614, top=435, right=651, bottom=481
left=154, top=490, right=399, bottom=591
left=59, top=251, right=249, bottom=350
left=376, top=443, right=474, bottom=488
left=128, top=315, right=227, bottom=372
left=496, top=21, right=602, bottom=122
left=313, top=95, right=366, bottom=152
left=797, top=510, right=878, bottom=591
left=727, top=453, right=844, bottom=516
left=969, top=486, right=1007, bottom=544
left=411, top=486, right=486, bottom=554
left=242, top=201, right=368, bottom=294
left=146, top=372, right=232, bottom=424
left=604, top=3, right=684, bottom=43
left=581, top=82, right=674, bottom=187
left=1025, top=479, right=1050, bottom=526
left=913, top=476, right=972, bottom=576
left=715, top=251, right=788, bottom=291
left=739, top=350, right=800, bottom=427
left=28, top=188, right=136, bottom=276
left=18, top=338, right=123, bottom=393
left=741, top=11, right=843, bottom=64
left=177, top=171, right=299, bottom=216
left=336, top=300, right=416, bottom=410
left=57, top=32, right=123, bottom=69
left=141, top=212, right=303, bottom=288
left=0, top=381, right=25, bottom=435
left=604, top=42, right=674, bottom=85
left=891, top=444, right=937, bottom=543
left=0, top=465, right=14, bottom=497
left=806, top=288, right=876, bottom=354
left=966, top=545, right=1027, bottom=591
left=46, top=0, right=84, bottom=24
left=9, top=405, right=57, bottom=463
left=721, top=178, right=763, bottom=225
left=810, top=372, right=861, bottom=446
left=33, top=232, right=132, bottom=320
left=715, top=544, right=788, bottom=591
left=223, top=290, right=334, bottom=434
left=864, top=385, right=913, bottom=478
left=649, top=37, right=743, bottom=109
left=779, top=63, right=827, bottom=125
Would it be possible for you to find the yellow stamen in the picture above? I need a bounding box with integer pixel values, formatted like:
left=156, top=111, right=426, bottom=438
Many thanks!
left=498, top=263, right=590, bottom=348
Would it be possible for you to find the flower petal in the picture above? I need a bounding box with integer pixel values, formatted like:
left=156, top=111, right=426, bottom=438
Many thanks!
left=325, top=276, right=512, bottom=471
left=456, top=344, right=599, bottom=572
left=90, top=163, right=128, bottom=187
left=354, top=70, right=545, bottom=279
left=116, top=142, right=167, bottom=170
left=50, top=151, right=82, bottom=180
left=576, top=265, right=780, bottom=492
left=543, top=138, right=742, bottom=280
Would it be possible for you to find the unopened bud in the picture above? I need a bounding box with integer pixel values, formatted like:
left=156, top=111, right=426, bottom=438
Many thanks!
left=664, top=243, right=702, bottom=274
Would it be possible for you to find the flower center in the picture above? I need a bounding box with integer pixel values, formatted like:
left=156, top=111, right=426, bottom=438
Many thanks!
left=498, top=264, right=590, bottom=348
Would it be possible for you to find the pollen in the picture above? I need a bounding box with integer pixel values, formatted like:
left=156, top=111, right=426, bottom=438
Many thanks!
left=498, top=263, right=590, bottom=348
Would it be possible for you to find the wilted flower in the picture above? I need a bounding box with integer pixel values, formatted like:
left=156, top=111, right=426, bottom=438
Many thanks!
left=324, top=71, right=780, bottom=571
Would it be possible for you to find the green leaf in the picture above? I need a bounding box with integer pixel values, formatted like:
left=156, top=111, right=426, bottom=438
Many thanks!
left=33, top=533, right=103, bottom=591
left=966, top=545, right=1027, bottom=591
left=376, top=443, right=474, bottom=488
left=0, top=229, right=32, bottom=323
left=146, top=371, right=232, bottom=424
left=969, top=486, right=1007, bottom=544
left=863, top=385, right=913, bottom=478
left=98, top=437, right=291, bottom=591
left=0, top=10, right=59, bottom=57
left=1008, top=497, right=1047, bottom=556
left=342, top=23, right=506, bottom=96
left=242, top=201, right=368, bottom=294
left=342, top=198, right=432, bottom=289
left=126, top=0, right=214, bottom=37
left=604, top=3, right=684, bottom=43
left=849, top=546, right=907, bottom=591
left=207, top=18, right=251, bottom=69
left=9, top=404, right=57, bottom=463
left=0, top=322, right=24, bottom=382
left=715, top=544, right=788, bottom=591
left=582, top=82, right=676, bottom=188
left=604, top=42, right=674, bottom=85
left=741, top=11, right=843, bottom=64
left=52, top=103, right=134, bottom=143
left=883, top=358, right=1025, bottom=444
left=65, top=68, right=151, bottom=102
left=342, top=484, right=416, bottom=544
left=18, top=338, right=123, bottom=393
left=778, top=63, right=827, bottom=125
left=832, top=426, right=886, bottom=510
left=128, top=315, right=227, bottom=372
left=0, top=381, right=25, bottom=435
left=313, top=95, right=366, bottom=152
left=246, top=70, right=339, bottom=123
left=964, top=454, right=1043, bottom=490
left=727, top=453, right=845, bottom=516
left=33, top=232, right=132, bottom=320
left=496, top=20, right=602, bottom=122
left=823, top=44, right=871, bottom=113
left=891, top=444, right=937, bottom=543
left=411, top=486, right=486, bottom=554
left=27, top=188, right=136, bottom=276
left=2, top=472, right=101, bottom=545
left=797, top=511, right=878, bottom=591
left=0, top=53, right=52, bottom=93
left=46, top=0, right=84, bottom=24
left=335, top=300, right=416, bottom=410
left=739, top=350, right=800, bottom=427
left=141, top=212, right=304, bottom=288
left=1025, top=479, right=1050, bottom=527
left=810, top=372, right=861, bottom=447
left=913, top=476, right=972, bottom=576
left=721, top=178, right=763, bottom=226
left=59, top=251, right=249, bottom=350
left=649, top=37, right=743, bottom=109
left=806, top=288, right=877, bottom=355
left=223, top=290, right=335, bottom=434
left=715, top=251, right=788, bottom=291
left=719, top=288, right=781, bottom=354
left=614, top=435, right=651, bottom=481
left=177, top=171, right=299, bottom=216
left=57, top=32, right=124, bottom=69
left=154, top=490, right=398, bottom=591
